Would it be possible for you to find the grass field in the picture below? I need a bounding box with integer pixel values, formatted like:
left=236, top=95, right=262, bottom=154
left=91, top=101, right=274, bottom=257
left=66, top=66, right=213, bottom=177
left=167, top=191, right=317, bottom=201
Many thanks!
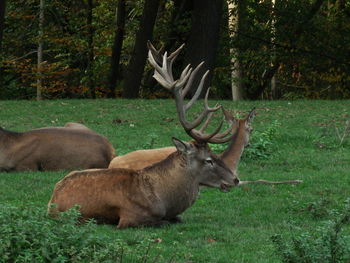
left=0, top=99, right=349, bottom=262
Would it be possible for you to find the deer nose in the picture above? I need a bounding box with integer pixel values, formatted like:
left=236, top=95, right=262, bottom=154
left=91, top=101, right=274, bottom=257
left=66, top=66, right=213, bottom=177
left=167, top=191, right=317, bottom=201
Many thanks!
left=233, top=178, right=240, bottom=186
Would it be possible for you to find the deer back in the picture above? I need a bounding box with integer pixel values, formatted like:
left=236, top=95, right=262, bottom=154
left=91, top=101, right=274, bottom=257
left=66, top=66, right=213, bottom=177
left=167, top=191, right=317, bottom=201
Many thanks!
left=0, top=124, right=115, bottom=171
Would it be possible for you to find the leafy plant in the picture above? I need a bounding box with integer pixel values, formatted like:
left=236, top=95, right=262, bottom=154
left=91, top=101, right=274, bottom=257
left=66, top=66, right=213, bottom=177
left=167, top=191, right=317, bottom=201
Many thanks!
left=271, top=199, right=350, bottom=263
left=243, top=120, right=280, bottom=160
left=0, top=204, right=171, bottom=263
left=306, top=196, right=332, bottom=219
left=210, top=120, right=280, bottom=160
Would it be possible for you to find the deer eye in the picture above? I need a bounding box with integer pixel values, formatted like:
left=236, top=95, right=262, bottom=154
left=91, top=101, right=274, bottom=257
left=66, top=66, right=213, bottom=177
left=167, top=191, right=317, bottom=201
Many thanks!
left=205, top=158, right=214, bottom=166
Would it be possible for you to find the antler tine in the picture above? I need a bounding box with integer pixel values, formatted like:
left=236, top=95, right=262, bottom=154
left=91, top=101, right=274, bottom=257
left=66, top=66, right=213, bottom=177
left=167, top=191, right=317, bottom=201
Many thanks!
left=195, top=106, right=235, bottom=144
left=146, top=40, right=165, bottom=65
left=181, top=61, right=205, bottom=99
left=175, top=64, right=192, bottom=90
left=181, top=88, right=221, bottom=132
left=147, top=42, right=233, bottom=144
left=190, top=118, right=225, bottom=143
left=207, top=107, right=237, bottom=140
left=185, top=68, right=208, bottom=110
left=165, top=44, right=185, bottom=82
left=199, top=108, right=217, bottom=133
left=148, top=51, right=175, bottom=90
left=148, top=44, right=190, bottom=91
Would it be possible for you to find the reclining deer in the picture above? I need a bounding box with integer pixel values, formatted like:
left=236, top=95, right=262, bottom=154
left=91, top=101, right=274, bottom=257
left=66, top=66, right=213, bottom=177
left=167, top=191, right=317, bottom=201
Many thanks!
left=48, top=47, right=238, bottom=229
left=109, top=42, right=302, bottom=186
left=0, top=122, right=115, bottom=171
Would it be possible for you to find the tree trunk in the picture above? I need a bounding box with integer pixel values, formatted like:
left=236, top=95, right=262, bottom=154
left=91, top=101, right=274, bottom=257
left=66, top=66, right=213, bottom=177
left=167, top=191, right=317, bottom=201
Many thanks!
left=227, top=0, right=244, bottom=101
left=249, top=0, right=325, bottom=100
left=107, top=0, right=126, bottom=98
left=122, top=0, right=160, bottom=98
left=86, top=0, right=95, bottom=98
left=270, top=0, right=277, bottom=99
left=0, top=0, right=6, bottom=51
left=37, top=0, right=44, bottom=101
left=142, top=0, right=192, bottom=90
left=183, top=0, right=224, bottom=98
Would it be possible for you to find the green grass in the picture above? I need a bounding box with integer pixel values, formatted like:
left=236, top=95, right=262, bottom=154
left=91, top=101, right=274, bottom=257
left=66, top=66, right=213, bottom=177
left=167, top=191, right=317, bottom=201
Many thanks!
left=0, top=99, right=349, bottom=262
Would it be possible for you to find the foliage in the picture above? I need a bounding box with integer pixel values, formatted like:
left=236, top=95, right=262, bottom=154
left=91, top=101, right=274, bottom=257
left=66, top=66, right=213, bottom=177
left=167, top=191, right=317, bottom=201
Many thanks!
left=0, top=204, right=172, bottom=263
left=271, top=198, right=350, bottom=263
left=210, top=119, right=280, bottom=160
left=225, top=0, right=350, bottom=99
left=0, top=204, right=122, bottom=262
left=243, top=119, right=280, bottom=160
left=1, top=0, right=349, bottom=99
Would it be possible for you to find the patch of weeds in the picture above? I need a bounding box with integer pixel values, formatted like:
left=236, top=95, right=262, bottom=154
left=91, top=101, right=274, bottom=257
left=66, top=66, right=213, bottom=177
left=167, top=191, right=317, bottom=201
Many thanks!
left=271, top=198, right=350, bottom=263
left=210, top=120, right=280, bottom=160
left=0, top=204, right=175, bottom=263
left=290, top=193, right=333, bottom=220
left=314, top=119, right=350, bottom=149
left=243, top=120, right=281, bottom=160
left=306, top=197, right=332, bottom=219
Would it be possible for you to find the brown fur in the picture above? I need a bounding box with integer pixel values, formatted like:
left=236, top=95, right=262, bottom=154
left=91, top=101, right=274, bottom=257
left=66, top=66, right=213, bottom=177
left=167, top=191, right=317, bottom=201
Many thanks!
left=0, top=123, right=115, bottom=171
left=48, top=139, right=235, bottom=229
left=108, top=147, right=176, bottom=169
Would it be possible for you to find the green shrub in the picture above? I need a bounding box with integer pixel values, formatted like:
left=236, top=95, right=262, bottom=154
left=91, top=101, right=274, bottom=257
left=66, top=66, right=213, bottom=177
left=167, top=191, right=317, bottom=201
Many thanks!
left=0, top=204, right=169, bottom=263
left=242, top=120, right=280, bottom=160
left=210, top=120, right=280, bottom=160
left=271, top=199, right=350, bottom=263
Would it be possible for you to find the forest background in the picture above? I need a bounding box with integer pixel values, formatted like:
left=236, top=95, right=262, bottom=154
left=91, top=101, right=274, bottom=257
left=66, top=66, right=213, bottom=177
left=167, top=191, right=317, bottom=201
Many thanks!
left=0, top=0, right=349, bottom=101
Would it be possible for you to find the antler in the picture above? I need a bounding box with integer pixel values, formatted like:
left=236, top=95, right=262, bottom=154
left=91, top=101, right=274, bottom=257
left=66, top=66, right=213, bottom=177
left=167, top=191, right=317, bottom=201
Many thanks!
left=147, top=41, right=232, bottom=144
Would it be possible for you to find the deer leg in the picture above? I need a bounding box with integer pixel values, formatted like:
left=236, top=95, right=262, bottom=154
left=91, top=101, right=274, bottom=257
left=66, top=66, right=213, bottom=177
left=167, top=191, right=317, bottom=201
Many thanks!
left=117, top=210, right=169, bottom=229
left=167, top=216, right=183, bottom=224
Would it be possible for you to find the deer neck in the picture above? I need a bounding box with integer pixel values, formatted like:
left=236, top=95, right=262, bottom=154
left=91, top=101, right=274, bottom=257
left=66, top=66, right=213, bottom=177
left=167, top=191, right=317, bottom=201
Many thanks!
left=220, top=126, right=246, bottom=173
left=142, top=152, right=200, bottom=215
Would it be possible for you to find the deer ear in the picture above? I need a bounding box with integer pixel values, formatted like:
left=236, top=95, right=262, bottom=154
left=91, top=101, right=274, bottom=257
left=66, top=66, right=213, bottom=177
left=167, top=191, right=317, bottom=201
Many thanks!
left=172, top=137, right=191, bottom=153
left=247, top=107, right=256, bottom=124
left=222, top=107, right=237, bottom=125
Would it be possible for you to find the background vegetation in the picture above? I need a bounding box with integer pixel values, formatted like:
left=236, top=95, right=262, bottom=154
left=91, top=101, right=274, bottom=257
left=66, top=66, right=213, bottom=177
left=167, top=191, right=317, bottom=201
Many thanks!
left=0, top=0, right=349, bottom=100
left=0, top=99, right=349, bottom=262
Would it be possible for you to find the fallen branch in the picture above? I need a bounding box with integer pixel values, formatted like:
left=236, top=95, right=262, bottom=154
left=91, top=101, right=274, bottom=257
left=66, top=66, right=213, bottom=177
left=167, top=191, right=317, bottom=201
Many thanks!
left=238, top=179, right=303, bottom=185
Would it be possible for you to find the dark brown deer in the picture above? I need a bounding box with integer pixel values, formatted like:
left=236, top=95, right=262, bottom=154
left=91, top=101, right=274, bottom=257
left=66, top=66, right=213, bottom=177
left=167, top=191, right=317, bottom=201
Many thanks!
left=0, top=123, right=115, bottom=171
left=48, top=45, right=237, bottom=229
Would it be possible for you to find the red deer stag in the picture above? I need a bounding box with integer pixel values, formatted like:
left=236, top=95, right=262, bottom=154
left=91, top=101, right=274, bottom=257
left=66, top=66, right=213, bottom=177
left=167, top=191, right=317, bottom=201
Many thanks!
left=109, top=42, right=302, bottom=186
left=48, top=44, right=237, bottom=229
left=0, top=123, right=115, bottom=171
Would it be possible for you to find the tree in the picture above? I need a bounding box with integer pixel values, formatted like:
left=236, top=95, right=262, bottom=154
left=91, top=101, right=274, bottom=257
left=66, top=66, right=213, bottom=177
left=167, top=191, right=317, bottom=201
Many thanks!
left=86, top=0, right=95, bottom=98
left=107, top=0, right=126, bottom=98
left=227, top=0, right=244, bottom=101
left=183, top=0, right=224, bottom=98
left=0, top=0, right=6, bottom=51
left=37, top=0, right=44, bottom=100
left=122, top=0, right=160, bottom=98
left=248, top=0, right=325, bottom=99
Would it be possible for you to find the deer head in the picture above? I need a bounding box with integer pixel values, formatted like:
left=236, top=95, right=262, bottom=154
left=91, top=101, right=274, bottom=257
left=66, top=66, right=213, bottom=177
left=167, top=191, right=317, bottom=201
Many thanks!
left=172, top=137, right=236, bottom=192
left=223, top=107, right=256, bottom=148
left=147, top=41, right=239, bottom=189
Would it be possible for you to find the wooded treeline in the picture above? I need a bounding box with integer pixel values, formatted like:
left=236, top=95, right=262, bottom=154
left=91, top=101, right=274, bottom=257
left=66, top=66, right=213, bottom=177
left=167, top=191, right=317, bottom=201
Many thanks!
left=0, top=0, right=349, bottom=100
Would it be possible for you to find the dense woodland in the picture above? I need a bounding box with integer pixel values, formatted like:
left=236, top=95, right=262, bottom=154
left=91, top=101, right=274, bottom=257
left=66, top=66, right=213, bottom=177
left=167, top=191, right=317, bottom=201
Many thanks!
left=0, top=0, right=349, bottom=100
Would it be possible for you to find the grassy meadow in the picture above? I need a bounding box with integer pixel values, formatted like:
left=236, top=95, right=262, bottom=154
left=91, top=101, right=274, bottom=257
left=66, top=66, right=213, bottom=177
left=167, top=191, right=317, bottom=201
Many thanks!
left=0, top=99, right=349, bottom=262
